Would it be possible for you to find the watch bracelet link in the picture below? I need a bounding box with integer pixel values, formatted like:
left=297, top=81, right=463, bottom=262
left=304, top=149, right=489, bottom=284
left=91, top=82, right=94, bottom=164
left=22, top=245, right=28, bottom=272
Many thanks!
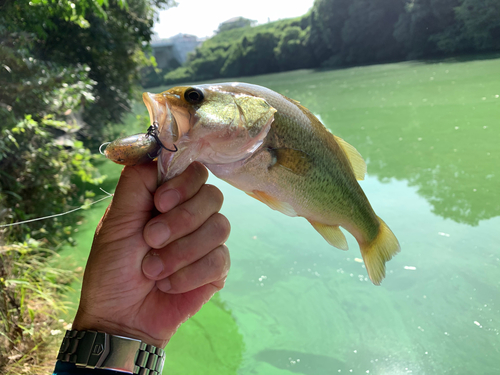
left=57, top=329, right=165, bottom=375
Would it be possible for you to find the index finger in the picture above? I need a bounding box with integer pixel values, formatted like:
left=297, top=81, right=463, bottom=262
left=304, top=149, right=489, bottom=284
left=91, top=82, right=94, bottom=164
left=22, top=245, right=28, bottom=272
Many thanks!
left=154, top=162, right=209, bottom=213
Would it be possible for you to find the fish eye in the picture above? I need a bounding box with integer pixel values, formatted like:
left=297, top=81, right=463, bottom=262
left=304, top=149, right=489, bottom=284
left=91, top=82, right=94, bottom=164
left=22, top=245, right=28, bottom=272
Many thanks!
left=184, top=87, right=204, bottom=104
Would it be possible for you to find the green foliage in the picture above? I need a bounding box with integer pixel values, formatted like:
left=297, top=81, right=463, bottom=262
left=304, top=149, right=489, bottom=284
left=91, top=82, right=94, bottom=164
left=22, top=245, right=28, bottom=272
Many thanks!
left=221, top=32, right=280, bottom=77
left=0, top=241, right=75, bottom=373
left=164, top=18, right=308, bottom=83
left=431, top=0, right=500, bottom=52
left=0, top=0, right=173, bottom=244
left=308, top=0, right=350, bottom=62
left=164, top=0, right=500, bottom=84
left=394, top=0, right=461, bottom=58
left=274, top=26, right=314, bottom=71
left=0, top=115, right=104, bottom=246
left=0, top=0, right=170, bottom=371
left=1, top=0, right=174, bottom=146
left=34, top=0, right=174, bottom=146
left=340, top=0, right=404, bottom=64
left=456, top=0, right=500, bottom=50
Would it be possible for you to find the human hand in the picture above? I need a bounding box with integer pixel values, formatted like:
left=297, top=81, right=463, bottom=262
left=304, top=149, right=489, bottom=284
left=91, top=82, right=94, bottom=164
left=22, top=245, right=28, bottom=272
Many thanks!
left=72, top=161, right=231, bottom=348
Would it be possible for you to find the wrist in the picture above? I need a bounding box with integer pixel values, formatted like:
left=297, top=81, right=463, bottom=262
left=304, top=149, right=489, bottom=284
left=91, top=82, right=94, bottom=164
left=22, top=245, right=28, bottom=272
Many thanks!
left=73, top=308, right=169, bottom=348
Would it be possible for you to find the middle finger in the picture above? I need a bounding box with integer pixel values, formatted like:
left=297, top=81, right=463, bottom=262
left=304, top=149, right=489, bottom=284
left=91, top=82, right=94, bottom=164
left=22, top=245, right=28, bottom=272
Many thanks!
left=143, top=213, right=230, bottom=280
left=143, top=184, right=224, bottom=249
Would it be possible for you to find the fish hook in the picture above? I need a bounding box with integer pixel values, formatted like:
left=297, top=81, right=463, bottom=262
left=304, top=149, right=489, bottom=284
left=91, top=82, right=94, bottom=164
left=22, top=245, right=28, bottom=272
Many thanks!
left=147, top=122, right=178, bottom=153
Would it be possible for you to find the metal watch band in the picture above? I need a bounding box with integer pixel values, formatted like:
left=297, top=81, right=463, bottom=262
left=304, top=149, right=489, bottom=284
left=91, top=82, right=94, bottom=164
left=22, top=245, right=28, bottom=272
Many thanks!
left=57, top=329, right=165, bottom=375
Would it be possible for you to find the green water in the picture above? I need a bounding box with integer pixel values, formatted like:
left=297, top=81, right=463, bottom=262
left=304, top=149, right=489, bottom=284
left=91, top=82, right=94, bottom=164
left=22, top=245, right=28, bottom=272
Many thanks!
left=60, top=57, right=500, bottom=375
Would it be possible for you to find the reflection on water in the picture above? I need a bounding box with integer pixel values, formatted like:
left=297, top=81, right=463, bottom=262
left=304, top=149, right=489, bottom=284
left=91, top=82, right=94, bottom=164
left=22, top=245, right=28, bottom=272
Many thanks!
left=164, top=293, right=244, bottom=375
left=62, top=58, right=500, bottom=375
left=219, top=176, right=499, bottom=375
left=248, top=58, right=500, bottom=226
left=211, top=58, right=500, bottom=375
left=255, top=349, right=345, bottom=374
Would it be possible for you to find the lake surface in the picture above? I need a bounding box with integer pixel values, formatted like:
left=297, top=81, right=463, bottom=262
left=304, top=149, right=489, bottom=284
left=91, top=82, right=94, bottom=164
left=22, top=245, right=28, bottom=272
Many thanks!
left=60, top=57, right=500, bottom=375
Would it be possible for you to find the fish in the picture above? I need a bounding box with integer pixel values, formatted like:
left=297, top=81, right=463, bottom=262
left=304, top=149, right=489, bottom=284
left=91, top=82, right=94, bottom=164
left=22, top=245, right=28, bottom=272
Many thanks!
left=139, top=82, right=400, bottom=285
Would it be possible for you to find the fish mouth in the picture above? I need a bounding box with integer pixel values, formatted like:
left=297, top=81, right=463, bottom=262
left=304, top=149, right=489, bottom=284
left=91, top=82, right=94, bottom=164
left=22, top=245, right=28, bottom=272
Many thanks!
left=142, top=92, right=179, bottom=143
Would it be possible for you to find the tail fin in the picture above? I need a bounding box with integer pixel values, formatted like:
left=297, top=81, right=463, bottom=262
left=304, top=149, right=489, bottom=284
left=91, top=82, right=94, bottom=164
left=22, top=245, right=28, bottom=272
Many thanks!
left=361, top=217, right=400, bottom=285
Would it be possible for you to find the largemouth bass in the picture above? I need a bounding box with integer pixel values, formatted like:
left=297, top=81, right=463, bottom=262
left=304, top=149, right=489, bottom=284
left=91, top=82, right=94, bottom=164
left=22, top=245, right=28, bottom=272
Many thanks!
left=139, top=82, right=400, bottom=285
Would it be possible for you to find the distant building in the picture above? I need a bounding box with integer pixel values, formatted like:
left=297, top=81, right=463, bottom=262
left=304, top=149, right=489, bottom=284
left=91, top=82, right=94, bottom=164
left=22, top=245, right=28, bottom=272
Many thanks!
left=152, top=34, right=201, bottom=70
left=217, top=17, right=257, bottom=34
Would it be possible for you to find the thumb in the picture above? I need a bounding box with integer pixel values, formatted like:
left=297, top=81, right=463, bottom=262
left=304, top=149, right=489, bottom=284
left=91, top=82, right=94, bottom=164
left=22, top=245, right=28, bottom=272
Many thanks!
left=105, top=162, right=158, bottom=227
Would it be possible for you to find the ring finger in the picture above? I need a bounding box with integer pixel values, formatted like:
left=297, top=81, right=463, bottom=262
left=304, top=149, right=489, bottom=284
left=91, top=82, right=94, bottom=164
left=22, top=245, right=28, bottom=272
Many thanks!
left=143, top=184, right=224, bottom=249
left=142, top=213, right=230, bottom=280
left=156, top=244, right=230, bottom=293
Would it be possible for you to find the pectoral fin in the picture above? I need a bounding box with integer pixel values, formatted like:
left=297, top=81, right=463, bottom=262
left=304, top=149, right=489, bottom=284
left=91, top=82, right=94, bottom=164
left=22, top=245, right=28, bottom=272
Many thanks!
left=308, top=220, right=349, bottom=250
left=334, top=135, right=366, bottom=180
left=270, top=148, right=312, bottom=176
left=246, top=190, right=297, bottom=217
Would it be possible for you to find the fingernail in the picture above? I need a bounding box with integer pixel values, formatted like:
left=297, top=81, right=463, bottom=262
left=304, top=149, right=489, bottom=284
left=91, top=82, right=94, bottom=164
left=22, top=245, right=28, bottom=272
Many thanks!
left=142, top=253, right=164, bottom=278
left=146, top=222, right=171, bottom=248
left=157, top=277, right=171, bottom=292
left=159, top=189, right=180, bottom=212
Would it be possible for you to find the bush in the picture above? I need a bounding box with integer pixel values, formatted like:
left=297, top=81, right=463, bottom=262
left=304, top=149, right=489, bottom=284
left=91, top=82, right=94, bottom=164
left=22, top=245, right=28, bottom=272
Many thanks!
left=0, top=0, right=172, bottom=371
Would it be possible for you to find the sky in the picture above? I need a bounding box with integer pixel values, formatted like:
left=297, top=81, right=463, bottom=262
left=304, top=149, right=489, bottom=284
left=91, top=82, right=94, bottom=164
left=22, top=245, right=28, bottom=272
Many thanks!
left=153, top=0, right=315, bottom=40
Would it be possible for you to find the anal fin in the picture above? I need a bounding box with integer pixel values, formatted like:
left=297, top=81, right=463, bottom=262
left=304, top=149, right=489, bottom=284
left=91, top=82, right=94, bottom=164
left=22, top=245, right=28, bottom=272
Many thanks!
left=308, top=220, right=349, bottom=250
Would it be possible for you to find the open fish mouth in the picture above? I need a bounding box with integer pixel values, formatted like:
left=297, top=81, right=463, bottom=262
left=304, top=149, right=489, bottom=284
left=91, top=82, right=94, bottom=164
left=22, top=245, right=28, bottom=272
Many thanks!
left=142, top=92, right=179, bottom=147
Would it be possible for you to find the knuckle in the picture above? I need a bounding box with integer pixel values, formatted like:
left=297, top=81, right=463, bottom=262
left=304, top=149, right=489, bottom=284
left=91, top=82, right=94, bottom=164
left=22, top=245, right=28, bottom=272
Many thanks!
left=162, top=244, right=181, bottom=276
left=210, top=213, right=231, bottom=240
left=192, top=161, right=209, bottom=177
left=207, top=245, right=230, bottom=277
left=187, top=162, right=209, bottom=186
left=219, top=245, right=231, bottom=275
left=202, top=184, right=224, bottom=206
left=206, top=246, right=226, bottom=271
left=177, top=206, right=195, bottom=227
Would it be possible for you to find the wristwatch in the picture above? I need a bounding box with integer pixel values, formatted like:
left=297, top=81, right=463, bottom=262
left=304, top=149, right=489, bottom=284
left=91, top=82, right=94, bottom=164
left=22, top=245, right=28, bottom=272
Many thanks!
left=57, top=330, right=165, bottom=375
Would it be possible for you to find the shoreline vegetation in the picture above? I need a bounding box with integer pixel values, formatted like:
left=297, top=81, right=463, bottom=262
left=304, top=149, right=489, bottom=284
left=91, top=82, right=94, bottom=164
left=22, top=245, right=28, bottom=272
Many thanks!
left=159, top=0, right=500, bottom=85
left=0, top=0, right=498, bottom=373
left=0, top=0, right=173, bottom=373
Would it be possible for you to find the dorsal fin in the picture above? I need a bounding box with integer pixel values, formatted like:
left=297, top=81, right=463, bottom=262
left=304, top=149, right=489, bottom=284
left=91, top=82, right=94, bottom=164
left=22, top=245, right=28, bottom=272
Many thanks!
left=285, top=96, right=301, bottom=105
left=333, top=135, right=366, bottom=180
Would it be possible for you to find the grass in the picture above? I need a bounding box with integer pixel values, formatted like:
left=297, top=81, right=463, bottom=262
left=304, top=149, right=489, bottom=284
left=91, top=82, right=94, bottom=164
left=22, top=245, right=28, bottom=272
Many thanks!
left=0, top=97, right=149, bottom=375
left=0, top=239, right=77, bottom=374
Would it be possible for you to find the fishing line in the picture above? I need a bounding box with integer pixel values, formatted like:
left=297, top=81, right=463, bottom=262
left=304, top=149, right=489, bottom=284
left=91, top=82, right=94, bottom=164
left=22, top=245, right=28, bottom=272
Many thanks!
left=99, top=142, right=110, bottom=155
left=0, top=188, right=113, bottom=229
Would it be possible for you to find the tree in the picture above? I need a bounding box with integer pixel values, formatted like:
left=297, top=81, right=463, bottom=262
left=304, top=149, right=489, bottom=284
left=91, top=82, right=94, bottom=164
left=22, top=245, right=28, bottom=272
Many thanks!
left=35, top=0, right=175, bottom=145
left=274, top=26, right=314, bottom=71
left=0, top=0, right=173, bottom=368
left=308, top=0, right=351, bottom=63
left=457, top=0, right=500, bottom=50
left=393, top=0, right=473, bottom=58
left=432, top=0, right=500, bottom=53
left=340, top=0, right=404, bottom=64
